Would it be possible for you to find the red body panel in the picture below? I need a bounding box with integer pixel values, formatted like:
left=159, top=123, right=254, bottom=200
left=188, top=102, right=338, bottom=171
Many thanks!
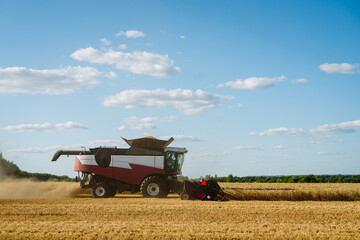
left=74, top=157, right=167, bottom=185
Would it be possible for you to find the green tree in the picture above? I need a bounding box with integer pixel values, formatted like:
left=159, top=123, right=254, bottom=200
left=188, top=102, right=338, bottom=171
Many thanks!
left=0, top=153, right=21, bottom=177
left=226, top=174, right=234, bottom=182
left=204, top=174, right=212, bottom=181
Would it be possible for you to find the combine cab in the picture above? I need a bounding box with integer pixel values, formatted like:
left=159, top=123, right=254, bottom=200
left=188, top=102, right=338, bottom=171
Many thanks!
left=52, top=136, right=186, bottom=198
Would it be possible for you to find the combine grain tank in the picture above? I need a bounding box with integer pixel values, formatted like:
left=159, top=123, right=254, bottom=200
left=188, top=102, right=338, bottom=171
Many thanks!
left=51, top=136, right=186, bottom=198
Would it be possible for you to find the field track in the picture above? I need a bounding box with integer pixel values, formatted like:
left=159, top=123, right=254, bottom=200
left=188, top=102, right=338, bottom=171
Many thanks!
left=0, top=182, right=360, bottom=239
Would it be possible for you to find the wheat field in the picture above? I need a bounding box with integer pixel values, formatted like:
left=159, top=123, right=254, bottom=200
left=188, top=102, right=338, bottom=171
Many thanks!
left=0, top=182, right=360, bottom=239
left=220, top=182, right=360, bottom=201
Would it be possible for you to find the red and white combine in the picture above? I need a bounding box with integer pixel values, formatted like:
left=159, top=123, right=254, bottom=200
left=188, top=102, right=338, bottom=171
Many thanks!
left=52, top=136, right=186, bottom=198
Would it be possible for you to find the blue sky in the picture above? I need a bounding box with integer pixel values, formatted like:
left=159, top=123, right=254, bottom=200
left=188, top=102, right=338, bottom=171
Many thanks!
left=0, top=0, right=359, bottom=178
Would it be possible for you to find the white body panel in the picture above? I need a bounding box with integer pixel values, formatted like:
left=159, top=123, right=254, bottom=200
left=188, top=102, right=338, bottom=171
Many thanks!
left=77, top=155, right=97, bottom=165
left=77, top=155, right=164, bottom=170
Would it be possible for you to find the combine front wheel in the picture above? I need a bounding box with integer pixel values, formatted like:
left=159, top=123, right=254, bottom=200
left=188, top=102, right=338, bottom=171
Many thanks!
left=140, top=176, right=168, bottom=198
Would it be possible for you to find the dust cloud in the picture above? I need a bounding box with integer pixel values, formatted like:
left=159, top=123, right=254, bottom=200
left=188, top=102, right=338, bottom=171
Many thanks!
left=0, top=159, right=91, bottom=199
left=0, top=179, right=89, bottom=198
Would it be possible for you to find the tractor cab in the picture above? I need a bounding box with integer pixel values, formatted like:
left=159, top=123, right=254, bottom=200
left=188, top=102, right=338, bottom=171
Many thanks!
left=164, top=147, right=187, bottom=174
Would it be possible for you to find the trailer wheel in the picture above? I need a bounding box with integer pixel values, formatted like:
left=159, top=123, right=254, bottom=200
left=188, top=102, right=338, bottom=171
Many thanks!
left=180, top=192, right=190, bottom=200
left=92, top=182, right=111, bottom=198
left=95, top=149, right=112, bottom=168
left=140, top=176, right=168, bottom=198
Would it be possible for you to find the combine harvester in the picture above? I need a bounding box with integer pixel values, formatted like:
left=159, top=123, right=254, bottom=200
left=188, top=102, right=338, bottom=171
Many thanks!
left=52, top=136, right=224, bottom=200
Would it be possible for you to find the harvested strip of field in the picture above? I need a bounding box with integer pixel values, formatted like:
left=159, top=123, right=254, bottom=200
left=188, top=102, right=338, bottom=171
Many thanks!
left=221, top=182, right=360, bottom=201
left=1, top=196, right=360, bottom=239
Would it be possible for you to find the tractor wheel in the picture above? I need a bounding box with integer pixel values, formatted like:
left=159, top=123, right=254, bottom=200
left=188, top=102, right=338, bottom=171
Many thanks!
left=92, top=182, right=111, bottom=198
left=180, top=192, right=190, bottom=200
left=140, top=176, right=168, bottom=198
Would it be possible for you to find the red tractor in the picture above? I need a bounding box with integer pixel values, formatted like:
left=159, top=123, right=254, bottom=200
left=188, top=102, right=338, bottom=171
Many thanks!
left=52, top=136, right=186, bottom=198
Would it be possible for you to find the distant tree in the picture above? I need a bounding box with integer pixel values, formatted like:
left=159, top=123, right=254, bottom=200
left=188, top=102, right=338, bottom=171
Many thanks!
left=299, top=175, right=317, bottom=183
left=0, top=153, right=21, bottom=178
left=268, top=178, right=277, bottom=183
left=177, top=175, right=189, bottom=181
left=328, top=176, right=337, bottom=183
left=204, top=174, right=212, bottom=181
left=226, top=174, right=234, bottom=182
left=255, top=176, right=266, bottom=183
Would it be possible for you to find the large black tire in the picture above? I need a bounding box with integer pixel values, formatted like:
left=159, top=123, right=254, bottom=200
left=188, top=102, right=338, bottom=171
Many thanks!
left=92, top=182, right=111, bottom=198
left=140, top=176, right=168, bottom=198
left=108, top=186, right=117, bottom=198
left=94, top=149, right=112, bottom=168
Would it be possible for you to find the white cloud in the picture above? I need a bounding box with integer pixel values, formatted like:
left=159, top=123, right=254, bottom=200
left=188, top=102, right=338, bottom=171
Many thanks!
left=118, top=44, right=127, bottom=50
left=0, top=66, right=104, bottom=95
left=319, top=63, right=359, bottom=74
left=161, top=115, right=178, bottom=122
left=292, top=78, right=308, bottom=84
left=250, top=120, right=360, bottom=138
left=106, top=71, right=117, bottom=79
left=249, top=127, right=306, bottom=136
left=118, top=126, right=127, bottom=131
left=119, top=115, right=178, bottom=131
left=2, top=121, right=87, bottom=132
left=104, top=88, right=232, bottom=115
left=100, top=38, right=111, bottom=45
left=161, top=135, right=205, bottom=142
left=218, top=76, right=286, bottom=90
left=233, top=144, right=263, bottom=151
left=310, top=120, right=360, bottom=134
left=274, top=145, right=292, bottom=149
left=116, top=30, right=145, bottom=38
left=71, top=47, right=180, bottom=77
left=237, top=103, right=243, bottom=108
left=119, top=116, right=158, bottom=130
left=180, top=35, right=186, bottom=39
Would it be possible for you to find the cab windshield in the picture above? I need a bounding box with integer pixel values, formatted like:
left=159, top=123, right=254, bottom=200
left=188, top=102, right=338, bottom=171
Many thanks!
left=177, top=153, right=184, bottom=171
left=165, top=152, right=184, bottom=172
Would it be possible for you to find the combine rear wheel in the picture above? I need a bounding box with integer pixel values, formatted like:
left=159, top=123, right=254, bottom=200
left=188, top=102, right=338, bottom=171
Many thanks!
left=140, top=176, right=168, bottom=198
left=92, top=182, right=111, bottom=198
